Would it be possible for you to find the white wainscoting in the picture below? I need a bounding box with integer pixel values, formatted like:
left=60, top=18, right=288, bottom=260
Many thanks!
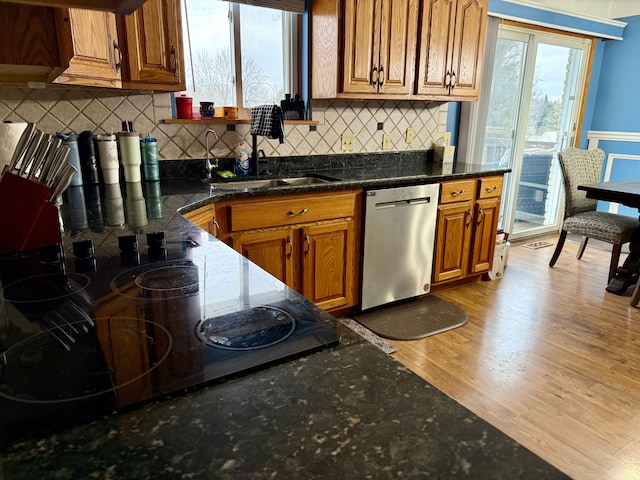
left=587, top=130, right=640, bottom=214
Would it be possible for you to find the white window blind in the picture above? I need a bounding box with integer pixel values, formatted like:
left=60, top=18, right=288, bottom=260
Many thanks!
left=220, top=0, right=304, bottom=14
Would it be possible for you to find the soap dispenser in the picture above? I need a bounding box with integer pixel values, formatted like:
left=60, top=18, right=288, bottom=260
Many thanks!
left=235, top=141, right=250, bottom=176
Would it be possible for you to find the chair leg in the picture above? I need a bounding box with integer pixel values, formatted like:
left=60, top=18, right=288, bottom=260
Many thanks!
left=630, top=280, right=640, bottom=308
left=609, top=244, right=623, bottom=283
left=576, top=236, right=589, bottom=260
left=549, top=230, right=568, bottom=267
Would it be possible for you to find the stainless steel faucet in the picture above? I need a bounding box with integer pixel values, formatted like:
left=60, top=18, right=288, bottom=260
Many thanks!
left=205, top=128, right=220, bottom=178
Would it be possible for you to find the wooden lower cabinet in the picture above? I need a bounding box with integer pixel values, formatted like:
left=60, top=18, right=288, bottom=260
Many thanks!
left=233, top=228, right=296, bottom=288
left=433, top=200, right=473, bottom=282
left=301, top=220, right=356, bottom=311
left=470, top=196, right=501, bottom=274
left=184, top=189, right=362, bottom=312
left=433, top=175, right=503, bottom=285
left=182, top=203, right=216, bottom=233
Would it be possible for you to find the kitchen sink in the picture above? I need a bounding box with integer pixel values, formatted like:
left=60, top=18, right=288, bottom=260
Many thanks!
left=206, top=175, right=336, bottom=191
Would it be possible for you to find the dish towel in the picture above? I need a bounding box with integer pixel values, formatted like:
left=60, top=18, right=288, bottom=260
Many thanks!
left=250, top=105, right=285, bottom=144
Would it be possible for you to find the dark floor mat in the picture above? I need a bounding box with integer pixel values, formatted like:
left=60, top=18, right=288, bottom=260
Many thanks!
left=353, top=296, right=468, bottom=340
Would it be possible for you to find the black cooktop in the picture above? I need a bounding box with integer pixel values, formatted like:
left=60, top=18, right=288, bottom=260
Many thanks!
left=0, top=233, right=339, bottom=447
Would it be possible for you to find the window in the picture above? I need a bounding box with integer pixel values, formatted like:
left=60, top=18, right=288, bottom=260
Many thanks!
left=181, top=0, right=301, bottom=108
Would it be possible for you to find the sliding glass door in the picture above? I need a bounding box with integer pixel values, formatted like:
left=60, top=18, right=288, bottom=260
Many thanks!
left=481, top=25, right=591, bottom=239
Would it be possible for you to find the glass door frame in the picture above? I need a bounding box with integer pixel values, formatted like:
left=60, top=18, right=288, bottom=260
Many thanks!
left=500, top=25, right=591, bottom=240
left=459, top=20, right=593, bottom=240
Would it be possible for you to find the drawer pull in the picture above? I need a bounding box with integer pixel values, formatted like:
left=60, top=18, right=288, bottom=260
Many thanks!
left=211, top=217, right=220, bottom=236
left=450, top=189, right=465, bottom=197
left=287, top=208, right=308, bottom=216
left=465, top=208, right=472, bottom=226
left=484, top=185, right=497, bottom=193
left=286, top=235, right=293, bottom=260
left=477, top=208, right=485, bottom=225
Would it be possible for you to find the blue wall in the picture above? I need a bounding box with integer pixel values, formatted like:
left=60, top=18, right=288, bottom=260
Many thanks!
left=591, top=15, right=640, bottom=132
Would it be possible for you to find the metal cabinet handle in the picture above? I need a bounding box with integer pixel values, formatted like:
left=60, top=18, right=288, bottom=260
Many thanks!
left=371, top=66, right=379, bottom=87
left=445, top=70, right=451, bottom=88
left=286, top=235, right=293, bottom=260
left=485, top=185, right=497, bottom=193
left=211, top=217, right=220, bottom=236
left=287, top=208, right=308, bottom=216
left=378, top=65, right=384, bottom=87
left=304, top=233, right=310, bottom=258
left=171, top=45, right=178, bottom=77
left=477, top=208, right=484, bottom=225
left=450, top=71, right=457, bottom=89
left=113, top=40, right=122, bottom=73
left=450, top=189, right=465, bottom=197
left=465, top=208, right=472, bottom=227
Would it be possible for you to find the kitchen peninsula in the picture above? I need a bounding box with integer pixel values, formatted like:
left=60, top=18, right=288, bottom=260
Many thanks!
left=0, top=155, right=567, bottom=479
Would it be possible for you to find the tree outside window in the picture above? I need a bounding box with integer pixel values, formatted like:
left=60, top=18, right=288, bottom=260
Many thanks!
left=181, top=0, right=290, bottom=108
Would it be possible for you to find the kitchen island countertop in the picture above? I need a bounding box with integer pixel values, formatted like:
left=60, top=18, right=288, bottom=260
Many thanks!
left=0, top=156, right=568, bottom=479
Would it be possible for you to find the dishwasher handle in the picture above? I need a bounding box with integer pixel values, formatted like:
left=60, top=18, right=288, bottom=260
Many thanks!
left=374, top=196, right=432, bottom=209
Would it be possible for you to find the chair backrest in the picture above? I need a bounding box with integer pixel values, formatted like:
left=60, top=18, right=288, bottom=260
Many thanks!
left=557, top=147, right=605, bottom=218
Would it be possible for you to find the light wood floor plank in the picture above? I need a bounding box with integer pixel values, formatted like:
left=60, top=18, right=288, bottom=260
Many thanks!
left=386, top=234, right=640, bottom=480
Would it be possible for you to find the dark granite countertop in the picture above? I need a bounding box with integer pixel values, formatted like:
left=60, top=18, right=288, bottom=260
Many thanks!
left=171, top=151, right=510, bottom=213
left=0, top=153, right=564, bottom=479
left=1, top=342, right=567, bottom=479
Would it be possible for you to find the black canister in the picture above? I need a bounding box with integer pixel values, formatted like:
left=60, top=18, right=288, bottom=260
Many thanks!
left=77, top=131, right=100, bottom=184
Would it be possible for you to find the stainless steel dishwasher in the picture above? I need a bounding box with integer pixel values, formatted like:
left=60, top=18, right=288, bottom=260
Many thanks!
left=361, top=183, right=440, bottom=311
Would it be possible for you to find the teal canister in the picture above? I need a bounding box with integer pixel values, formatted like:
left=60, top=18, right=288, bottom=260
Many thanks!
left=141, top=134, right=159, bottom=181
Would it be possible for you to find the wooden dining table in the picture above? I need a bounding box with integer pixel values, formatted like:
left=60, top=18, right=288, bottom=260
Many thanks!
left=579, top=178, right=640, bottom=306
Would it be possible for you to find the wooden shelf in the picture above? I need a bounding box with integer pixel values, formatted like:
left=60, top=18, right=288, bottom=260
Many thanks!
left=162, top=118, right=320, bottom=126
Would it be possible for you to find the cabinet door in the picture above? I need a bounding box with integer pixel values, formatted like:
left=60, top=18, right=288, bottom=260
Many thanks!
left=377, top=0, right=419, bottom=95
left=415, top=0, right=456, bottom=97
left=448, top=0, right=487, bottom=98
left=433, top=201, right=473, bottom=282
left=301, top=221, right=357, bottom=311
left=233, top=229, right=295, bottom=288
left=54, top=8, right=122, bottom=88
left=470, top=197, right=500, bottom=274
left=119, top=0, right=185, bottom=90
left=342, top=0, right=381, bottom=94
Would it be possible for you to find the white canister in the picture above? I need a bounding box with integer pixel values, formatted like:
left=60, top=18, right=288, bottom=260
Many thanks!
left=104, top=183, right=125, bottom=226
left=96, top=134, right=120, bottom=184
left=117, top=132, right=142, bottom=183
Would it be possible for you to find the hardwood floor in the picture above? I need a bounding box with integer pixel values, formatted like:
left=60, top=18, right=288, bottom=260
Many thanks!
left=387, top=234, right=640, bottom=480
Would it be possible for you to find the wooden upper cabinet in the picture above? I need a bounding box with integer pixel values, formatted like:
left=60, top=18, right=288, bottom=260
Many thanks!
left=54, top=8, right=123, bottom=88
left=311, top=0, right=485, bottom=101
left=416, top=0, right=487, bottom=99
left=342, top=0, right=379, bottom=95
left=342, top=0, right=418, bottom=96
left=0, top=4, right=68, bottom=83
left=451, top=0, right=487, bottom=98
left=0, top=0, right=147, bottom=15
left=118, top=0, right=185, bottom=91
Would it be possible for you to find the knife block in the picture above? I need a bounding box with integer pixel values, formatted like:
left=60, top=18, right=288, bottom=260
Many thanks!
left=0, top=172, right=62, bottom=254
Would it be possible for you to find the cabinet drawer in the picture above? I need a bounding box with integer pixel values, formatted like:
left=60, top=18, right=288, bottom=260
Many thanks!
left=439, top=179, right=476, bottom=204
left=477, top=176, right=503, bottom=199
left=229, top=192, right=358, bottom=232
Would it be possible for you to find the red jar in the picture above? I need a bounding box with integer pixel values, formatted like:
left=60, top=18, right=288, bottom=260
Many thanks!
left=175, top=94, right=193, bottom=119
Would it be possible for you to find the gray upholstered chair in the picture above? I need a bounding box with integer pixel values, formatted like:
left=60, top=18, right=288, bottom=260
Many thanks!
left=549, top=147, right=639, bottom=282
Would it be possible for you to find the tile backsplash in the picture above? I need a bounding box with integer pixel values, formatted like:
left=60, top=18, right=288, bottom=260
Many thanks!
left=0, top=87, right=448, bottom=162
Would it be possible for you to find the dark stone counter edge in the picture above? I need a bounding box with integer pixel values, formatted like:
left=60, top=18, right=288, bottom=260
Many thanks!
left=177, top=167, right=511, bottom=214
